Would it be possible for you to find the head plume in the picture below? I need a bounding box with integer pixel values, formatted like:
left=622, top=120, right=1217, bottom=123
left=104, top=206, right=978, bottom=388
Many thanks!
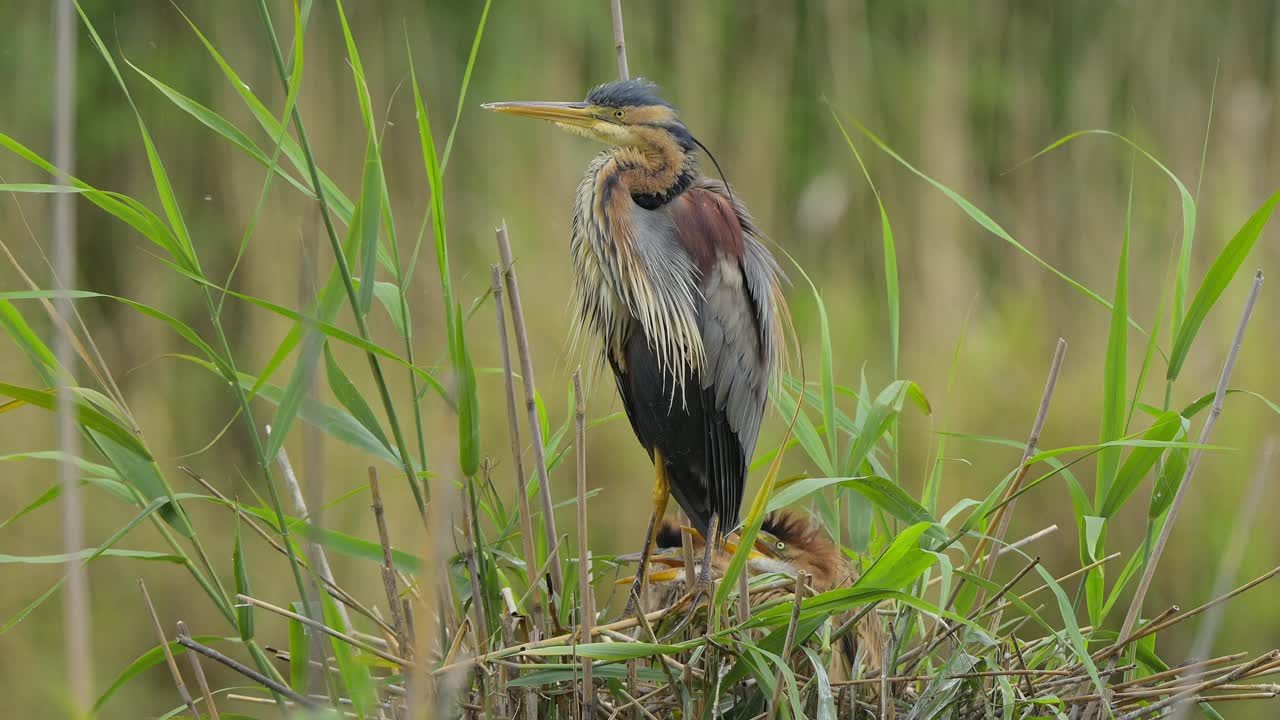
left=585, top=78, right=672, bottom=109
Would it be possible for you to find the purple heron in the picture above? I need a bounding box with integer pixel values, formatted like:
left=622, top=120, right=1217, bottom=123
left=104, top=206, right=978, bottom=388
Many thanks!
left=484, top=79, right=787, bottom=612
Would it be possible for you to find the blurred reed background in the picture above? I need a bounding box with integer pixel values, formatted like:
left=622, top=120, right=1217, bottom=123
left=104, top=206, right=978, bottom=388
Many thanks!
left=1, top=0, right=1277, bottom=716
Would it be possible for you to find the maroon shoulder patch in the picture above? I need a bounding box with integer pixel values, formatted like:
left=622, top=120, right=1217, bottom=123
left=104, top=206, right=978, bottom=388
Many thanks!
left=668, top=187, right=746, bottom=274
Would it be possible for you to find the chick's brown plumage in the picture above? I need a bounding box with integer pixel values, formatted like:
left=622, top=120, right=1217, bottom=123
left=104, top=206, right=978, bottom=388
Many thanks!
left=644, top=510, right=885, bottom=680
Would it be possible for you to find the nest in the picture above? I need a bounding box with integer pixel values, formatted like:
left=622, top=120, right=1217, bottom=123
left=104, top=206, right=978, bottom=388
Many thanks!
left=419, top=558, right=1280, bottom=719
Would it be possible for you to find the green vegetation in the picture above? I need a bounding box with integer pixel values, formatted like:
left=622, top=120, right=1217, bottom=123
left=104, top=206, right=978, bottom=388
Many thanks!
left=1, top=1, right=1278, bottom=718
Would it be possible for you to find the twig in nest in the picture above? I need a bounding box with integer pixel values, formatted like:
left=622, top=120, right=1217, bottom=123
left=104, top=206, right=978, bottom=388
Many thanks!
left=974, top=553, right=1120, bottom=627
left=905, top=557, right=1041, bottom=676
left=1102, top=561, right=1280, bottom=664
left=1109, top=653, right=1248, bottom=692
left=1114, top=650, right=1280, bottom=720
left=1010, top=635, right=1036, bottom=699
left=630, top=588, right=694, bottom=686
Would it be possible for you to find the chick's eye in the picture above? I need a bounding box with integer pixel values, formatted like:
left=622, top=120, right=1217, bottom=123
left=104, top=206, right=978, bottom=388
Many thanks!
left=613, top=109, right=625, bottom=119
left=775, top=541, right=786, bottom=552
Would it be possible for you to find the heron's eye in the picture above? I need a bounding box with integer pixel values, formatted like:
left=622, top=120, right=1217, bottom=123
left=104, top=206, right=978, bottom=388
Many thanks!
left=775, top=541, right=786, bottom=552
left=613, top=109, right=625, bottom=119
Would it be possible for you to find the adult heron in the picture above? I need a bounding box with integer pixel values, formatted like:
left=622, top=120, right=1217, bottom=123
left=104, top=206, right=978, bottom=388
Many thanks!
left=484, top=78, right=787, bottom=612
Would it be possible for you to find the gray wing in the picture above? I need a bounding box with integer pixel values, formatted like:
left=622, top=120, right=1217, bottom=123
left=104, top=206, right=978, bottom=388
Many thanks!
left=674, top=183, right=786, bottom=530
left=610, top=180, right=785, bottom=535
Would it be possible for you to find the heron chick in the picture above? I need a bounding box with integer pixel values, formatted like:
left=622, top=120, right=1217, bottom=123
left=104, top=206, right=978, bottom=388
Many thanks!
left=485, top=79, right=788, bottom=616
left=619, top=510, right=885, bottom=679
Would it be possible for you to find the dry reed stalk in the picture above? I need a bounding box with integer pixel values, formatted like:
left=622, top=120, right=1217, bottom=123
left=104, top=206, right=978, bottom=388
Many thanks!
left=1170, top=440, right=1276, bottom=720
left=610, top=686, right=660, bottom=720
left=236, top=594, right=412, bottom=667
left=1045, top=607, right=1180, bottom=695
left=401, top=597, right=416, bottom=653
left=179, top=466, right=391, bottom=635
left=1099, top=563, right=1280, bottom=664
left=176, top=634, right=316, bottom=707
left=226, top=694, right=359, bottom=718
left=1108, top=653, right=1248, bottom=692
left=737, top=563, right=752, bottom=623
left=573, top=369, right=596, bottom=714
left=461, top=478, right=492, bottom=652
left=274, top=440, right=353, bottom=633
left=1114, top=271, right=1263, bottom=658
left=827, top=668, right=1074, bottom=687
left=627, top=660, right=639, bottom=720
left=1242, top=657, right=1280, bottom=681
left=368, top=467, right=410, bottom=658
left=767, top=572, right=808, bottom=719
left=410, top=450, right=461, bottom=718
left=497, top=584, right=537, bottom=720
left=1010, top=634, right=1037, bottom=699
left=496, top=221, right=563, bottom=598
left=973, top=552, right=1120, bottom=627
left=1105, top=680, right=1271, bottom=703
left=492, top=264, right=544, bottom=636
left=920, top=340, right=1066, bottom=660
left=626, top=591, right=695, bottom=681
left=435, top=573, right=455, bottom=654
left=1113, top=650, right=1280, bottom=720
left=432, top=602, right=679, bottom=677
left=53, top=0, right=91, bottom=710
left=979, top=338, right=1067, bottom=589
left=923, top=524, right=1058, bottom=592
left=496, top=587, right=520, bottom=718
left=610, top=0, right=630, bottom=80
left=1038, top=669, right=1137, bottom=695
left=177, top=620, right=221, bottom=720
left=461, top=475, right=495, bottom=720
left=680, top=528, right=697, bottom=593
left=1124, top=690, right=1279, bottom=707
left=441, top=616, right=471, bottom=670
left=881, top=620, right=895, bottom=719
left=139, top=580, right=199, bottom=718
left=907, top=558, right=1041, bottom=675
left=1090, top=605, right=1180, bottom=664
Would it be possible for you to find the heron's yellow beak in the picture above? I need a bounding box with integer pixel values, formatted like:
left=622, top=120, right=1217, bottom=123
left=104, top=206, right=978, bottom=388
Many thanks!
left=481, top=101, right=601, bottom=128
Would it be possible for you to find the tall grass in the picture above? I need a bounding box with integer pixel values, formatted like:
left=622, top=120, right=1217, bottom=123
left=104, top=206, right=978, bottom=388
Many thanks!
left=0, top=2, right=1278, bottom=718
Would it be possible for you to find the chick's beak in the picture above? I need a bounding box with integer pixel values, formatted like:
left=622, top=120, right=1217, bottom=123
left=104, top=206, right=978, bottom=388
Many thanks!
left=481, top=101, right=598, bottom=128
left=720, top=537, right=772, bottom=562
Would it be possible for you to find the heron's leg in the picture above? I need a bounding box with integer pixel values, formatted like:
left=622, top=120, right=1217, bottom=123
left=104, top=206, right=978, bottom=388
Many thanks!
left=695, top=513, right=720, bottom=587
left=621, top=452, right=670, bottom=617
left=663, top=512, right=719, bottom=639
